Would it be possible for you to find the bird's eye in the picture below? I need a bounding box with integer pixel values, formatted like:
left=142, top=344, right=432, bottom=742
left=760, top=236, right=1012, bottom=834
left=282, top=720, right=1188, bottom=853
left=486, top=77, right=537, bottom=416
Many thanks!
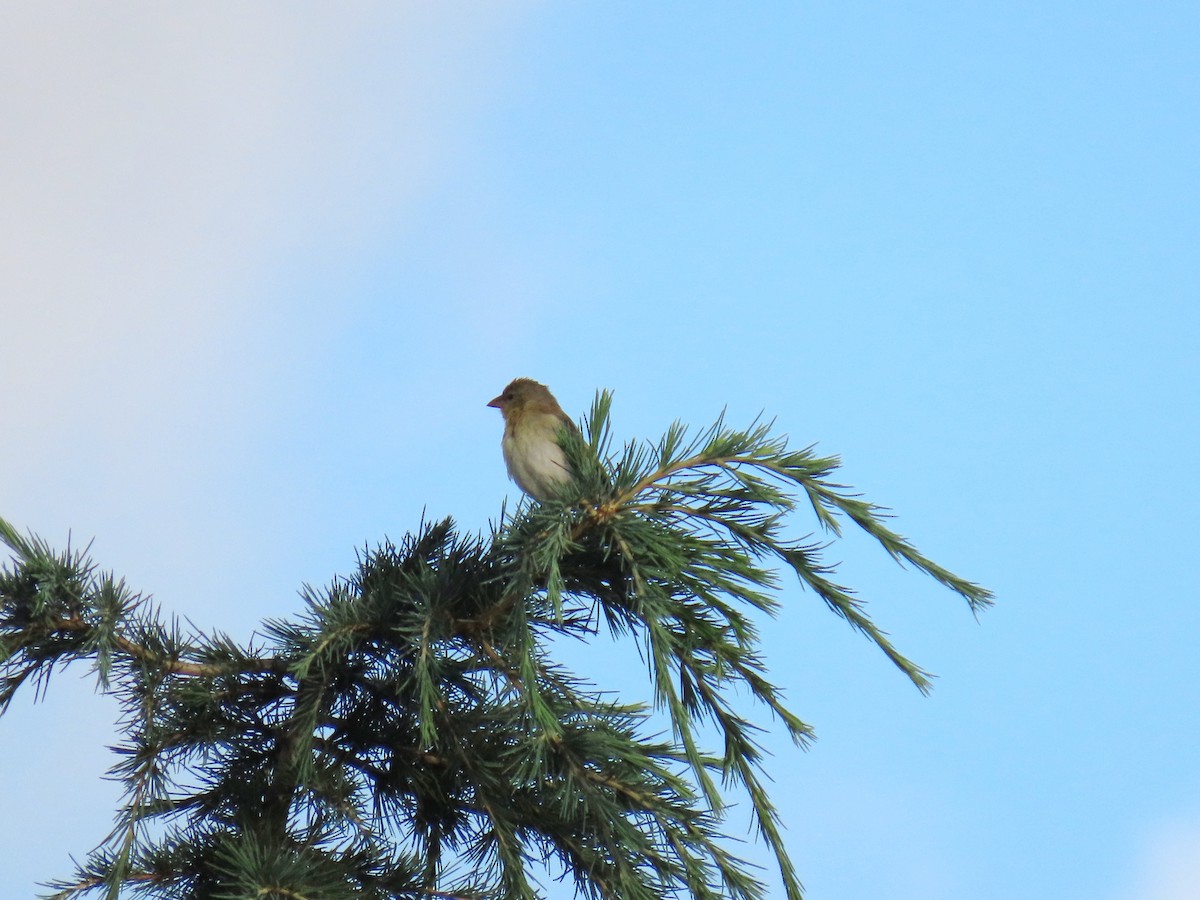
left=504, top=392, right=513, bottom=400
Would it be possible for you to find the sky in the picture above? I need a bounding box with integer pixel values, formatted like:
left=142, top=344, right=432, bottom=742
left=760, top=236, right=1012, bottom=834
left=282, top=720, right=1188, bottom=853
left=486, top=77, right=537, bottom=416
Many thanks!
left=1, top=3, right=1197, bottom=898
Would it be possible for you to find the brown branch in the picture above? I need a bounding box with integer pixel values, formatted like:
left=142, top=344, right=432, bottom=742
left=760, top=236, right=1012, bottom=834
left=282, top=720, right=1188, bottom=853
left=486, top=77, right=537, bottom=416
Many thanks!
left=55, top=614, right=289, bottom=678
left=457, top=500, right=618, bottom=637
left=312, top=734, right=446, bottom=774
left=47, top=869, right=164, bottom=900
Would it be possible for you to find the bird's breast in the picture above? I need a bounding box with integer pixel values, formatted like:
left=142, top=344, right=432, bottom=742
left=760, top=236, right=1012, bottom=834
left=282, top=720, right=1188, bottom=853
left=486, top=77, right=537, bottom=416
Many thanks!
left=502, top=417, right=572, bottom=500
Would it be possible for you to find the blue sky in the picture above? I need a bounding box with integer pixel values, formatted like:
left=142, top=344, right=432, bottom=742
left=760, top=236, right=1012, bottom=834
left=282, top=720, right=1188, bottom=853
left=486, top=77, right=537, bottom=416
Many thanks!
left=2, top=4, right=1197, bottom=898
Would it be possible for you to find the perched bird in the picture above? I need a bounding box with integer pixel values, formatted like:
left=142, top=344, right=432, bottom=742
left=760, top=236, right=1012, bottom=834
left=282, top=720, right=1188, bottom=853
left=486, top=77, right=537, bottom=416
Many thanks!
left=487, top=378, right=580, bottom=501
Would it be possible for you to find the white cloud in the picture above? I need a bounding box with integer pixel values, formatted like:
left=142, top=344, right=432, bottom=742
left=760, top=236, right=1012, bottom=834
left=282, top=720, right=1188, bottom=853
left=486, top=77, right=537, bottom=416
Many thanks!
left=1, top=3, right=531, bottom=421
left=0, top=3, right=535, bottom=545
left=1124, top=818, right=1200, bottom=900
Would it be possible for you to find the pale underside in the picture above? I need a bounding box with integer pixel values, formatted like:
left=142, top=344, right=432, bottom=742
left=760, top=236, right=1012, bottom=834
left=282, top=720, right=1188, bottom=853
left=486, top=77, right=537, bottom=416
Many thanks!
left=501, top=418, right=572, bottom=501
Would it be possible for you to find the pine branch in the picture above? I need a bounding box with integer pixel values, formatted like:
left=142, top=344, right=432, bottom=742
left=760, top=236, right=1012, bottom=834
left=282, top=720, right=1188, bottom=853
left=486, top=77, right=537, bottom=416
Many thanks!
left=0, top=394, right=990, bottom=900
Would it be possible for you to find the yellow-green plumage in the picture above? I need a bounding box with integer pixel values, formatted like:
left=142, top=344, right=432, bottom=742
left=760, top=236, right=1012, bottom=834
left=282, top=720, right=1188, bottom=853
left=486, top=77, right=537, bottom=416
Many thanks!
left=487, top=378, right=579, bottom=501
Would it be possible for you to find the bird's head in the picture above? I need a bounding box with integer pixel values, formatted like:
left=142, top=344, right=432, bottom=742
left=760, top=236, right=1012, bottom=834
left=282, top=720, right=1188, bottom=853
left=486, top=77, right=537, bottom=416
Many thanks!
left=487, top=378, right=558, bottom=420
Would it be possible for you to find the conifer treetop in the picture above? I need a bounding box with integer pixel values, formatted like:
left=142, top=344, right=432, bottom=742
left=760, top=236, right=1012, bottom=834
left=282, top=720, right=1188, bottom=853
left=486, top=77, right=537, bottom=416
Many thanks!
left=0, top=393, right=990, bottom=900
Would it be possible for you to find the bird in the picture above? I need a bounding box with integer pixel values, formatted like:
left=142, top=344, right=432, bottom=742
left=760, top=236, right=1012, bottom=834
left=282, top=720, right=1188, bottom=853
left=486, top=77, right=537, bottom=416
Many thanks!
left=487, top=378, right=580, bottom=501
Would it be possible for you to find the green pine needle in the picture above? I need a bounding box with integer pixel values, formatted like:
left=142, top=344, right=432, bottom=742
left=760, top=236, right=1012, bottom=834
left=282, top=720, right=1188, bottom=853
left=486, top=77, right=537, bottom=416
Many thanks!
left=0, top=395, right=990, bottom=900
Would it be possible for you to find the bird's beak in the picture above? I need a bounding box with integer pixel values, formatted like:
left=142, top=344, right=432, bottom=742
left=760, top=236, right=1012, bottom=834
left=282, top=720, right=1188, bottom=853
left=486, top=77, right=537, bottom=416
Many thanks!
left=487, top=395, right=504, bottom=409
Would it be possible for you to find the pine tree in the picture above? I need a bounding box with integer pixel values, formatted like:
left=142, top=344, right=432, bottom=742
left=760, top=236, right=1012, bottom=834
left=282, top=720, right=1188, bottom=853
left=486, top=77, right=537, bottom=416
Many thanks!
left=0, top=393, right=990, bottom=899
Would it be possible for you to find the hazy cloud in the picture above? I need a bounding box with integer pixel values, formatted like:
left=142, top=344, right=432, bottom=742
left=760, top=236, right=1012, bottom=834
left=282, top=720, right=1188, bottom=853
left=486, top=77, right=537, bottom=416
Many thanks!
left=0, top=4, right=533, bottom=535
left=1123, top=819, right=1200, bottom=900
left=0, top=3, right=532, bottom=461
